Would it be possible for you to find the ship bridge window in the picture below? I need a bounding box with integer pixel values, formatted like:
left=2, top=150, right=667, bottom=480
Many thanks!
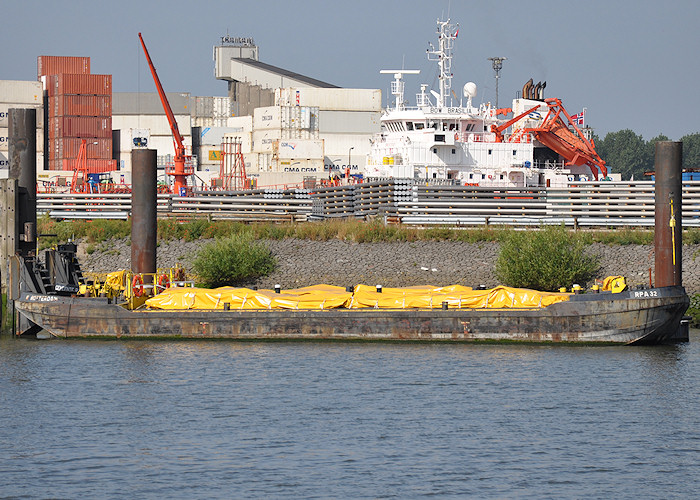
left=435, top=134, right=445, bottom=142
left=415, top=122, right=425, bottom=130
left=488, top=149, right=493, bottom=155
left=433, top=148, right=438, bottom=154
left=452, top=149, right=456, bottom=154
left=464, top=123, right=475, bottom=132
left=513, top=150, right=517, bottom=156
left=407, top=121, right=414, bottom=131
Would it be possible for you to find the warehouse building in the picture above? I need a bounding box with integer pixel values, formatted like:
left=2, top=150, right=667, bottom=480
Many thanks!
left=1, top=37, right=381, bottom=189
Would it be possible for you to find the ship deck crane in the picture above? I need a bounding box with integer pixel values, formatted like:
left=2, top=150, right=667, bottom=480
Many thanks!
left=491, top=98, right=607, bottom=180
left=138, top=33, right=193, bottom=195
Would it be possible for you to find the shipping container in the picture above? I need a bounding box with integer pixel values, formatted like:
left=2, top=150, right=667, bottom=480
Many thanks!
left=0, top=102, right=44, bottom=128
left=227, top=115, right=253, bottom=132
left=252, top=129, right=281, bottom=152
left=0, top=80, right=43, bottom=104
left=199, top=126, right=249, bottom=146
left=318, top=110, right=381, bottom=134
left=47, top=158, right=117, bottom=172
left=50, top=137, right=112, bottom=160
left=112, top=92, right=190, bottom=115
left=0, top=127, right=44, bottom=152
left=253, top=105, right=319, bottom=131
left=112, top=114, right=191, bottom=136
left=275, top=88, right=382, bottom=112
left=48, top=94, right=111, bottom=117
left=48, top=116, right=111, bottom=138
left=277, top=139, right=324, bottom=159
left=46, top=73, right=112, bottom=97
left=37, top=56, right=90, bottom=80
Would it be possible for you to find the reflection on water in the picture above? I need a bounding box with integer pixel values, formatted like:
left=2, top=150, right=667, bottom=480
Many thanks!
left=1, top=332, right=699, bottom=498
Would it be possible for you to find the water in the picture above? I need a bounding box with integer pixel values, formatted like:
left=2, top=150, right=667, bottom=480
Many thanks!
left=2, top=332, right=700, bottom=499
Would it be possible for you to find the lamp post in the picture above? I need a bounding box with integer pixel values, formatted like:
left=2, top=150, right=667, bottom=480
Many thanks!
left=487, top=57, right=506, bottom=109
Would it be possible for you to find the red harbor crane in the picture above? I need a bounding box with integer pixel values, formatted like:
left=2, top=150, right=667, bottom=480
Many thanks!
left=492, top=98, right=607, bottom=180
left=138, top=32, right=193, bottom=195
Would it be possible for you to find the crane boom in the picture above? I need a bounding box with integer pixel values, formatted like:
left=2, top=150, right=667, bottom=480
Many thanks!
left=138, top=32, right=190, bottom=194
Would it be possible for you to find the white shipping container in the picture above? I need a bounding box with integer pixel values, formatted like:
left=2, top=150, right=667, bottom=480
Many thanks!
left=253, top=105, right=318, bottom=131
left=275, top=88, right=382, bottom=112
left=318, top=110, right=380, bottom=134
left=112, top=114, right=191, bottom=137
left=199, top=126, right=247, bottom=146
left=0, top=127, right=44, bottom=152
left=0, top=151, right=8, bottom=168
left=227, top=115, right=253, bottom=131
left=129, top=128, right=151, bottom=151
left=253, top=106, right=281, bottom=130
left=252, top=129, right=281, bottom=153
left=0, top=81, right=43, bottom=105
left=277, top=139, right=324, bottom=159
left=0, top=103, right=44, bottom=128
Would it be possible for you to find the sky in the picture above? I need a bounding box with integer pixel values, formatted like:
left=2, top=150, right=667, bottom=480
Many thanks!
left=2, top=0, right=699, bottom=141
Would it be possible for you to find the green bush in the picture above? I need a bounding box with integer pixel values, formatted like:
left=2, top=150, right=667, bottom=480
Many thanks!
left=495, top=225, right=600, bottom=291
left=192, top=233, right=277, bottom=288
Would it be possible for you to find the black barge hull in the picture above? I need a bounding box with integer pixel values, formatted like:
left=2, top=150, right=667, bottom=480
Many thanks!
left=15, top=286, right=690, bottom=345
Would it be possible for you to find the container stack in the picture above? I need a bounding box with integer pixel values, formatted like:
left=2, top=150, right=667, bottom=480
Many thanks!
left=38, top=56, right=116, bottom=173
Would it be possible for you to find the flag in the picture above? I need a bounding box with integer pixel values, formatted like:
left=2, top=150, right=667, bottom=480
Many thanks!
left=570, top=110, right=585, bottom=126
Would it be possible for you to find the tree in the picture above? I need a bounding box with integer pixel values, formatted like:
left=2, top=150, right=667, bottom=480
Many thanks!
left=596, top=129, right=651, bottom=180
left=680, top=133, right=700, bottom=169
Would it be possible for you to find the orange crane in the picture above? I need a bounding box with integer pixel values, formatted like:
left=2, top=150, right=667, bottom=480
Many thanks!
left=492, top=98, right=607, bottom=180
left=138, top=33, right=193, bottom=195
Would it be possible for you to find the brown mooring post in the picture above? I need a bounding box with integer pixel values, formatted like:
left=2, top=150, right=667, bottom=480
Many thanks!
left=654, top=141, right=683, bottom=288
left=131, top=149, right=157, bottom=281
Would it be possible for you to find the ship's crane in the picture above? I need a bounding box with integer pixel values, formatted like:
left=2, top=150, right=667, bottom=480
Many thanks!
left=138, top=33, right=193, bottom=195
left=492, top=98, right=607, bottom=180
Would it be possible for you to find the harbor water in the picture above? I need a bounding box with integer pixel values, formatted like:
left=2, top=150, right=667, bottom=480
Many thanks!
left=2, top=332, right=700, bottom=498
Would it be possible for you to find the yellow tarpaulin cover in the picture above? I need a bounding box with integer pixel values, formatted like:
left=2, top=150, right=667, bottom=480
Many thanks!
left=104, top=270, right=127, bottom=291
left=348, top=284, right=570, bottom=309
left=145, top=283, right=571, bottom=310
left=145, top=284, right=353, bottom=310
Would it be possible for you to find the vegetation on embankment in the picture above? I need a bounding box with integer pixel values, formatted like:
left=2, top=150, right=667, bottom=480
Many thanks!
left=192, top=233, right=278, bottom=288
left=36, top=216, right=700, bottom=247
left=495, top=225, right=600, bottom=291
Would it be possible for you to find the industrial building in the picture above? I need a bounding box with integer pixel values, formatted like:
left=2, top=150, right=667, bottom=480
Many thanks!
left=0, top=36, right=382, bottom=190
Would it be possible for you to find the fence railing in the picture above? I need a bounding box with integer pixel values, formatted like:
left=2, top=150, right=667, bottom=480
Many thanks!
left=36, top=181, right=700, bottom=228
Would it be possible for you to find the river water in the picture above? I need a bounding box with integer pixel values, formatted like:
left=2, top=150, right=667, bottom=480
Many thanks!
left=2, top=332, right=699, bottom=499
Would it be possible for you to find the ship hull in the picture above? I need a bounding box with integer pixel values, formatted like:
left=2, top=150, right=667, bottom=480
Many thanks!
left=15, top=286, right=689, bottom=345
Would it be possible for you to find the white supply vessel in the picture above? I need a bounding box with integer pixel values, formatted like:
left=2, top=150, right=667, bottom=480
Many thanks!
left=365, top=19, right=607, bottom=187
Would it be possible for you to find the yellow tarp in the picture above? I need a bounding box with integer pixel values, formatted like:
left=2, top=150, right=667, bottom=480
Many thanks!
left=348, top=284, right=570, bottom=309
left=145, top=284, right=353, bottom=310
left=145, top=283, right=571, bottom=310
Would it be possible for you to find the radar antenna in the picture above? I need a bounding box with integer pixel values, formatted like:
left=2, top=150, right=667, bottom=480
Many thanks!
left=380, top=70, right=420, bottom=111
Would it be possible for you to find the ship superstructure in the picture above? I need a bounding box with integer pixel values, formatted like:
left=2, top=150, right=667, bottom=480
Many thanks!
left=365, top=18, right=606, bottom=187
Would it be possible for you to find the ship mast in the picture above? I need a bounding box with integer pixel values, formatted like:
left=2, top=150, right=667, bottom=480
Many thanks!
left=427, top=18, right=459, bottom=109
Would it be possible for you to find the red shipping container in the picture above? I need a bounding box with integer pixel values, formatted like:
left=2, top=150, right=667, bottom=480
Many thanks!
left=48, top=116, right=112, bottom=139
left=49, top=137, right=112, bottom=161
left=46, top=73, right=112, bottom=96
left=48, top=158, right=117, bottom=172
left=37, top=56, right=90, bottom=80
left=48, top=95, right=112, bottom=117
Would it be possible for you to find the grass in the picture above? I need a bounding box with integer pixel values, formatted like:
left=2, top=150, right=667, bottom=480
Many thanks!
left=36, top=216, right=700, bottom=247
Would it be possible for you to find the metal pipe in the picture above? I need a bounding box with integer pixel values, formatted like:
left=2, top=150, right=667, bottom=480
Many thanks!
left=9, top=108, right=37, bottom=257
left=131, top=149, right=158, bottom=277
left=654, top=141, right=682, bottom=287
